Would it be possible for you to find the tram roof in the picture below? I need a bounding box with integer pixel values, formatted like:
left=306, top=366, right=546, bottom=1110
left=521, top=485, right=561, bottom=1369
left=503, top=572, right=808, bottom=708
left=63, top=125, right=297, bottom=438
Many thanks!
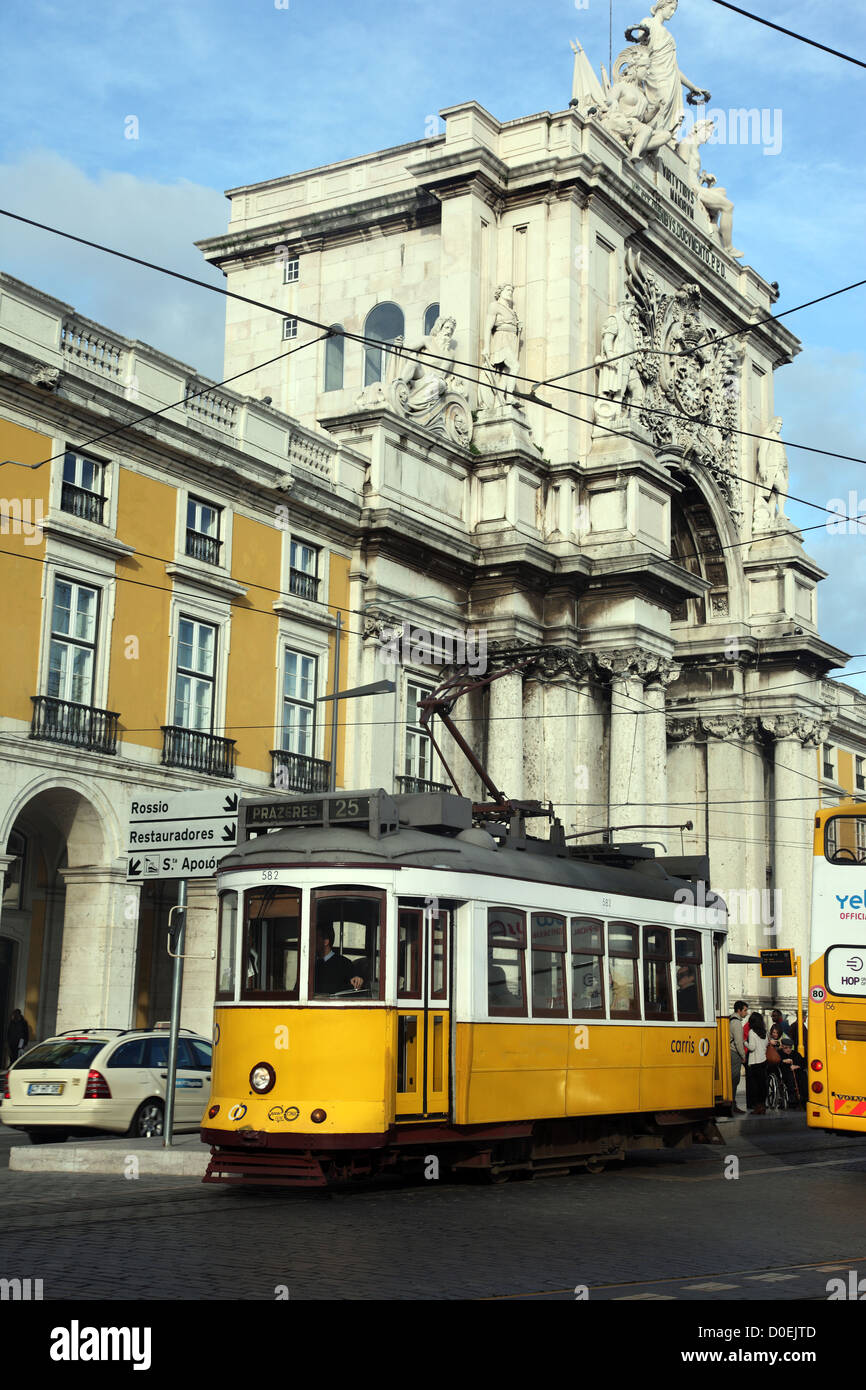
left=221, top=819, right=725, bottom=913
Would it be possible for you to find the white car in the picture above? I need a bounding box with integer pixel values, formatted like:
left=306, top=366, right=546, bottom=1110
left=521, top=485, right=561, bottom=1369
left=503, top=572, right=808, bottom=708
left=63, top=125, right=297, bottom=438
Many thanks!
left=1, top=1028, right=212, bottom=1142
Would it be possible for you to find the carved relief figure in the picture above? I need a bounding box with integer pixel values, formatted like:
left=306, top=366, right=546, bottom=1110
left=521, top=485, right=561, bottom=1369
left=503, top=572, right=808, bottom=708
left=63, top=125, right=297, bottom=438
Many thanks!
left=594, top=304, right=644, bottom=427
left=628, top=0, right=710, bottom=140
left=677, top=119, right=743, bottom=257
left=355, top=314, right=472, bottom=447
left=394, top=315, right=461, bottom=409
left=482, top=283, right=523, bottom=408
left=753, top=417, right=789, bottom=529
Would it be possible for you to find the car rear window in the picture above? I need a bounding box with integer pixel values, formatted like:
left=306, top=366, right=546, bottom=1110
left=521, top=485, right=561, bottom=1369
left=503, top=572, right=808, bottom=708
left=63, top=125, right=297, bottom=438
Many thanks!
left=13, top=1041, right=105, bottom=1070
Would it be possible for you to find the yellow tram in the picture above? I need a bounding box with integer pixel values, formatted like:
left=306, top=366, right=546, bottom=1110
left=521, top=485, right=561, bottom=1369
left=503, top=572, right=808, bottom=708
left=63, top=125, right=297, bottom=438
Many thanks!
left=202, top=790, right=732, bottom=1185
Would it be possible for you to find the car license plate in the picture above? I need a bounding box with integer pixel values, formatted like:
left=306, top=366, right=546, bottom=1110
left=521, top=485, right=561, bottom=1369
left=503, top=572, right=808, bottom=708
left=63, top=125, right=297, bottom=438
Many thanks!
left=28, top=1082, right=63, bottom=1095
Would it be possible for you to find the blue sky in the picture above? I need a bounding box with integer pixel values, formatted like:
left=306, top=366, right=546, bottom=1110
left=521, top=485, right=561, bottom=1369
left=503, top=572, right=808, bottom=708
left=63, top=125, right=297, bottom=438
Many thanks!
left=1, top=0, right=864, bottom=683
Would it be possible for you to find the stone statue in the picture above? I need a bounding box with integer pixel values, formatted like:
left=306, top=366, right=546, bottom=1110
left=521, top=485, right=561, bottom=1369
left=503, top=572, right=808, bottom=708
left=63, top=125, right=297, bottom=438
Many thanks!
left=393, top=314, right=461, bottom=407
left=594, top=303, right=644, bottom=427
left=627, top=0, right=710, bottom=141
left=600, top=47, right=675, bottom=162
left=354, top=314, right=473, bottom=447
left=482, top=283, right=523, bottom=408
left=677, top=119, right=743, bottom=257
left=753, top=417, right=789, bottom=529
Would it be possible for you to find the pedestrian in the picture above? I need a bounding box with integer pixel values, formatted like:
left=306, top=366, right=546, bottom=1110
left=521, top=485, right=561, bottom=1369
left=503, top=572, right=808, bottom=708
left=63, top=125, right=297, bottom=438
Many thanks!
left=6, top=1008, right=29, bottom=1067
left=745, top=1011, right=768, bottom=1114
left=729, top=1000, right=748, bottom=1113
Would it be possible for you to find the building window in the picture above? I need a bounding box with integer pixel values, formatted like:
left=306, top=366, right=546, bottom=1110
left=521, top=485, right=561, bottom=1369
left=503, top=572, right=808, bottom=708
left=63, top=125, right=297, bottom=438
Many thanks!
left=185, top=497, right=222, bottom=566
left=530, top=913, right=568, bottom=1017
left=487, top=907, right=527, bottom=1016
left=282, top=649, right=316, bottom=757
left=324, top=326, right=345, bottom=392
left=282, top=317, right=298, bottom=341
left=3, top=829, right=26, bottom=911
left=47, top=579, right=99, bottom=705
left=363, top=302, right=404, bottom=386
left=288, top=540, right=319, bottom=600
left=424, top=303, right=440, bottom=336
left=675, top=930, right=703, bottom=1021
left=571, top=918, right=605, bottom=1018
left=856, top=755, right=865, bottom=792
left=61, top=451, right=106, bottom=524
left=402, top=681, right=441, bottom=792
left=174, top=618, right=216, bottom=731
left=823, top=744, right=835, bottom=780
left=282, top=256, right=299, bottom=285
left=643, top=926, right=674, bottom=1020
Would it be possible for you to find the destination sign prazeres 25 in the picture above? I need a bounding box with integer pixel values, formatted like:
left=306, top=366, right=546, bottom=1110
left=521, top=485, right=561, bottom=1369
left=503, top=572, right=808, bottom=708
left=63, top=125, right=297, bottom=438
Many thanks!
left=244, top=795, right=370, bottom=830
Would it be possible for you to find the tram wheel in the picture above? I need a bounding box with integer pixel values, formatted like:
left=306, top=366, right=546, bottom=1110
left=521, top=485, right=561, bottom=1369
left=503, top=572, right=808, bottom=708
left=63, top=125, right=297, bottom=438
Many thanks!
left=585, top=1159, right=606, bottom=1175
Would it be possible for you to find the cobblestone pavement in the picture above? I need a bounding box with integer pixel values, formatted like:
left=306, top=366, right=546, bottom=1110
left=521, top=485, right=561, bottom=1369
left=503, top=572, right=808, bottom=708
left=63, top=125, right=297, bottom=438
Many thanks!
left=0, top=1124, right=864, bottom=1301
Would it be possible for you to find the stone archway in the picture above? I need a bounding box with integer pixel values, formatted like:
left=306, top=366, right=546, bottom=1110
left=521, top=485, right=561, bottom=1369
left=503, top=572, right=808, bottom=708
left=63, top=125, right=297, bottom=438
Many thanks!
left=0, top=779, right=132, bottom=1039
left=669, top=470, right=743, bottom=628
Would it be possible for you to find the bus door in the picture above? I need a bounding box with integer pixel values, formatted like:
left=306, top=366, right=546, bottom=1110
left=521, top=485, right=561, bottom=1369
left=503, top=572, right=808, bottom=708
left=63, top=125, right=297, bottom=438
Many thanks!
left=395, top=905, right=451, bottom=1120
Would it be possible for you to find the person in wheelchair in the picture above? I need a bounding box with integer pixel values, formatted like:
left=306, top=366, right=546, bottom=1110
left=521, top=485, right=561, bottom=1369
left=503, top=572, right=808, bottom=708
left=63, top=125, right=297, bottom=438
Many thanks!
left=778, top=1036, right=805, bottom=1107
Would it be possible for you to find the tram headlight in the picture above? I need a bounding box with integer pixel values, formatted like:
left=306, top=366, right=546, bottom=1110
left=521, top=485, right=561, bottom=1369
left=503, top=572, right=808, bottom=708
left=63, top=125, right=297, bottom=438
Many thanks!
left=311, top=1109, right=327, bottom=1124
left=250, top=1063, right=276, bottom=1095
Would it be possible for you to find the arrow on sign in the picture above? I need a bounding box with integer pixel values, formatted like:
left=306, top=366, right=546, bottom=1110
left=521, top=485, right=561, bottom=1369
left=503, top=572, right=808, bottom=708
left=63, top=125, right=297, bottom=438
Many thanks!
left=223, top=793, right=238, bottom=813
left=222, top=823, right=236, bottom=843
left=129, top=859, right=142, bottom=877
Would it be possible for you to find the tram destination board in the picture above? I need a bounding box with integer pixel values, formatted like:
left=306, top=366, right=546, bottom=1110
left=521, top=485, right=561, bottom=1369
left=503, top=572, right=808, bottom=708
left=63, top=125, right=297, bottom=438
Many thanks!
left=242, top=791, right=399, bottom=838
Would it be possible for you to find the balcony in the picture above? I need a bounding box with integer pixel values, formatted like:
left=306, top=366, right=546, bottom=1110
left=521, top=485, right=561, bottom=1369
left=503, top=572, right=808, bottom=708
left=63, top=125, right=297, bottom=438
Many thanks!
left=270, top=750, right=331, bottom=793
left=185, top=529, right=222, bottom=566
left=288, top=569, right=319, bottom=601
left=30, top=696, right=119, bottom=754
left=161, top=726, right=236, bottom=778
left=61, top=482, right=106, bottom=524
left=396, top=775, right=450, bottom=795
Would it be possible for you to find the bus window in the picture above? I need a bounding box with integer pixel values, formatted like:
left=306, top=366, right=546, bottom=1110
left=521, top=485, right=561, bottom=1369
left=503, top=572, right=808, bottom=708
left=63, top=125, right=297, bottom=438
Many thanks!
left=571, top=918, right=605, bottom=1018
left=242, top=888, right=301, bottom=1000
left=310, top=890, right=383, bottom=1000
left=530, top=913, right=568, bottom=1017
left=825, top=814, right=866, bottom=863
left=675, top=930, right=704, bottom=1020
left=643, top=927, right=673, bottom=1020
left=609, top=923, right=640, bottom=1019
left=487, top=908, right=527, bottom=1016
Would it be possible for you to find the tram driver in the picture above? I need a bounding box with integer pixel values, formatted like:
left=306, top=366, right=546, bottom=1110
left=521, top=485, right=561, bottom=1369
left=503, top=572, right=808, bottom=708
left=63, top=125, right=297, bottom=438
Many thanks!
left=314, top=926, right=367, bottom=996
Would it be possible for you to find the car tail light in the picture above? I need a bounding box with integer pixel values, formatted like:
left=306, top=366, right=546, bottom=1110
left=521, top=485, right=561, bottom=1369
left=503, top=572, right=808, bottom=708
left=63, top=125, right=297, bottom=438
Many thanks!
left=84, top=1070, right=112, bottom=1100
left=3, top=1083, right=9, bottom=1100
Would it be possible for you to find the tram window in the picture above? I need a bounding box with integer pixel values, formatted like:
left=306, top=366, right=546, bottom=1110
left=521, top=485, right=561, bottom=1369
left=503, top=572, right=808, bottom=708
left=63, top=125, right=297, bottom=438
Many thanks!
left=311, top=891, right=383, bottom=1000
left=531, top=913, right=568, bottom=1017
left=643, top=927, right=674, bottom=1020
left=487, top=907, right=527, bottom=1016
left=243, top=888, right=301, bottom=999
left=675, top=930, right=704, bottom=1020
left=217, top=891, right=239, bottom=998
left=431, top=912, right=449, bottom=1001
left=398, top=909, right=422, bottom=1000
left=608, top=922, right=640, bottom=1020
left=571, top=918, right=605, bottom=1019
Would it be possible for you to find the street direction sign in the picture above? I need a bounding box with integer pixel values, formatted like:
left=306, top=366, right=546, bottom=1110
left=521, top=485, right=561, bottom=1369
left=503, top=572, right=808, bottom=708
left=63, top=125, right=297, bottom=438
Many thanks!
left=126, top=790, right=239, bottom=881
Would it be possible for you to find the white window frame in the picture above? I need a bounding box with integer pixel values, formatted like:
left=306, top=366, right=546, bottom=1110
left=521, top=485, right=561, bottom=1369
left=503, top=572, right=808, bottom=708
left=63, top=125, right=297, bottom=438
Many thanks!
left=37, top=556, right=116, bottom=712
left=48, top=438, right=120, bottom=535
left=402, top=677, right=439, bottom=786
left=272, top=622, right=331, bottom=762
left=173, top=615, right=218, bottom=733
left=282, top=317, right=298, bottom=341
left=45, top=576, right=100, bottom=706
left=166, top=595, right=231, bottom=737
left=279, top=531, right=328, bottom=609
left=283, top=257, right=300, bottom=285
left=173, top=486, right=233, bottom=576
left=280, top=647, right=318, bottom=758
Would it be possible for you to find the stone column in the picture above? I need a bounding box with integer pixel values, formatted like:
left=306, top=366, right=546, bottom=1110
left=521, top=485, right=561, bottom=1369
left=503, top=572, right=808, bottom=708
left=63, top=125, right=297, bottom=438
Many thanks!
left=762, top=715, right=825, bottom=1009
left=602, top=653, right=647, bottom=838
left=575, top=674, right=606, bottom=839
left=643, top=660, right=680, bottom=829
left=522, top=678, right=545, bottom=806
left=487, top=669, right=524, bottom=801
left=55, top=866, right=139, bottom=1031
left=182, top=877, right=219, bottom=1040
left=542, top=678, right=578, bottom=835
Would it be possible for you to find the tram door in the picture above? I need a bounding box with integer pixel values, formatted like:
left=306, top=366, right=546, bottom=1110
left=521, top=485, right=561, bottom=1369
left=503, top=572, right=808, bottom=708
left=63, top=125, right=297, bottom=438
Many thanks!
left=395, top=905, right=450, bottom=1120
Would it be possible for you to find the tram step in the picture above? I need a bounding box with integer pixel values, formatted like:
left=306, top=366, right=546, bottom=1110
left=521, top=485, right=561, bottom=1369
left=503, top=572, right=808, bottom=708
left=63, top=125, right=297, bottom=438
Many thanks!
left=204, top=1148, right=327, bottom=1187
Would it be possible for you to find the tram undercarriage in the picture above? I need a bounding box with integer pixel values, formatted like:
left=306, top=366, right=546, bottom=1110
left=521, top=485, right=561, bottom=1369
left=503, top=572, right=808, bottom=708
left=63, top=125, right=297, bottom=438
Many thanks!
left=202, top=1111, right=724, bottom=1188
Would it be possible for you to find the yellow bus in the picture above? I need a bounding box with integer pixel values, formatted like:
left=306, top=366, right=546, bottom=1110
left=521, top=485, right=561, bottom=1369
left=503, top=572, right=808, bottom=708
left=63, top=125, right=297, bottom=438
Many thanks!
left=809, top=804, right=866, bottom=1133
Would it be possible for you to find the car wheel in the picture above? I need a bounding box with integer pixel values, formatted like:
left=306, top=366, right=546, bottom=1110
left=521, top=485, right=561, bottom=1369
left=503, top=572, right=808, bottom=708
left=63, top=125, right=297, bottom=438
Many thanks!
left=27, top=1128, right=68, bottom=1144
left=129, top=1099, right=164, bottom=1138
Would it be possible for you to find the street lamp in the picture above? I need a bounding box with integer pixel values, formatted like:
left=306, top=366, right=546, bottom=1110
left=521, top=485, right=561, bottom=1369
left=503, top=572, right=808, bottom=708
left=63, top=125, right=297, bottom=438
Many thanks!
left=315, top=614, right=395, bottom=791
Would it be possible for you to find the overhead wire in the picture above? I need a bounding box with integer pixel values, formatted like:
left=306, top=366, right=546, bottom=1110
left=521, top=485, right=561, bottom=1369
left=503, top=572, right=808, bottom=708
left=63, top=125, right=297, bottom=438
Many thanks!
left=706, top=0, right=866, bottom=71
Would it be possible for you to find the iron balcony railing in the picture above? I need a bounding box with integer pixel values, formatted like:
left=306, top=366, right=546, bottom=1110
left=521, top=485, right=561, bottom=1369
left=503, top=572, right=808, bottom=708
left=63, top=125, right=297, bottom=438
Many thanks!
left=60, top=482, right=106, bottom=524
left=30, top=696, right=119, bottom=754
left=270, top=750, right=331, bottom=793
left=396, top=775, right=449, bottom=795
left=288, top=568, right=319, bottom=601
left=185, top=529, right=222, bottom=565
left=161, top=726, right=236, bottom=778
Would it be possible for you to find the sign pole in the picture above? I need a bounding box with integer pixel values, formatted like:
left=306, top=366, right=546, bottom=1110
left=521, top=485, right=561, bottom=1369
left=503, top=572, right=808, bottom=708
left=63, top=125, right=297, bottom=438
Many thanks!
left=163, top=879, right=187, bottom=1147
left=796, top=953, right=803, bottom=1053
left=329, top=612, right=342, bottom=793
